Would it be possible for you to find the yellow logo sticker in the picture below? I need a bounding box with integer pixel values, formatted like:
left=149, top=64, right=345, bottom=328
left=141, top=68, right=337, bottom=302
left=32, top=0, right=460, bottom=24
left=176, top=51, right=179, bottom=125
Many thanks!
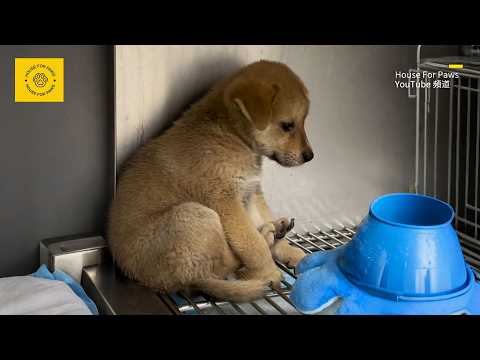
left=15, top=58, right=64, bottom=102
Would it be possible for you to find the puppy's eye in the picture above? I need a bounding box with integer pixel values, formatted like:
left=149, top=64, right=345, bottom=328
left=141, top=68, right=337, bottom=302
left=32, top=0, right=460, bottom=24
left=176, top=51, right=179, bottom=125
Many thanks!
left=280, top=121, right=295, bottom=132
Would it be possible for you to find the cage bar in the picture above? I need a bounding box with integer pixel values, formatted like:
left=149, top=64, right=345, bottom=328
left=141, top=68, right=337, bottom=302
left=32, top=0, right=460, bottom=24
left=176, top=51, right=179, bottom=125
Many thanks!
left=417, top=52, right=480, bottom=282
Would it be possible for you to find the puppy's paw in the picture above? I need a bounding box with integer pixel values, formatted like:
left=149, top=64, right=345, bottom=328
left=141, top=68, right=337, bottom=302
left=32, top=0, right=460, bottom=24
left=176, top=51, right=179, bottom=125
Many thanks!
left=272, top=217, right=295, bottom=240
left=272, top=239, right=306, bottom=269
left=266, top=267, right=284, bottom=289
left=284, top=246, right=306, bottom=268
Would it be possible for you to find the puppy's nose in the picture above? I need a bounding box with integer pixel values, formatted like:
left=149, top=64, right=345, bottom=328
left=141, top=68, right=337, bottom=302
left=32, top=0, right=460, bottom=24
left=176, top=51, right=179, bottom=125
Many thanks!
left=302, top=151, right=314, bottom=163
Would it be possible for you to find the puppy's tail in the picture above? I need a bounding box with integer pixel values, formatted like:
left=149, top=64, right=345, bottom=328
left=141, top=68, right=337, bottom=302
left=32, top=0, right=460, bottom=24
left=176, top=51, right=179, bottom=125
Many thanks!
left=191, top=278, right=267, bottom=303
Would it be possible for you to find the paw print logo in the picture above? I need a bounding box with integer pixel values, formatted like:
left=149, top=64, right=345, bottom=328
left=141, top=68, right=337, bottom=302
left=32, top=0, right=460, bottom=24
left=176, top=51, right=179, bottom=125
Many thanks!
left=32, top=72, right=48, bottom=87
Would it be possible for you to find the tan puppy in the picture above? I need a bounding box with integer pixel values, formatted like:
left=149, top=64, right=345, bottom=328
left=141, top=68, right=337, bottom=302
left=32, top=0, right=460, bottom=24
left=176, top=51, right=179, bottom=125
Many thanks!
left=108, top=60, right=313, bottom=302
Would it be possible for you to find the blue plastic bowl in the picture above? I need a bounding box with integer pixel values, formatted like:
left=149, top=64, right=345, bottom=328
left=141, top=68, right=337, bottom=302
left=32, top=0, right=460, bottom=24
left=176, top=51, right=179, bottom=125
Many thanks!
left=338, top=193, right=467, bottom=299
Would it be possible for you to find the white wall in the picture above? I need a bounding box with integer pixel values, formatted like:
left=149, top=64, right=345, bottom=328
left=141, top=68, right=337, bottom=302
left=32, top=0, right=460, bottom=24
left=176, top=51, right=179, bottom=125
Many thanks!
left=115, top=45, right=424, bottom=230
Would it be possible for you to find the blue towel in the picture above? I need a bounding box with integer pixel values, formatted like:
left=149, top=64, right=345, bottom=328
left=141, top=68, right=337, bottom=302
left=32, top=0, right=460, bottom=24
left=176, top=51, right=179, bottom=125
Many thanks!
left=31, top=265, right=99, bottom=315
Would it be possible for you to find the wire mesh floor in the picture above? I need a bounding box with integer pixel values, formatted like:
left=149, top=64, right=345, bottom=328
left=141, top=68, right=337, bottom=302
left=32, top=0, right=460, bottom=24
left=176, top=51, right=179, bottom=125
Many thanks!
left=155, top=224, right=480, bottom=315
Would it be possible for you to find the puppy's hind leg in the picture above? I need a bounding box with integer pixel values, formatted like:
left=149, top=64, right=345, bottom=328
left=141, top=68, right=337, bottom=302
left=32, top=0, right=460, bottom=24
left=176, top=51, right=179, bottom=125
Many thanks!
left=155, top=202, right=240, bottom=291
left=167, top=204, right=268, bottom=302
left=114, top=202, right=267, bottom=302
left=110, top=202, right=233, bottom=290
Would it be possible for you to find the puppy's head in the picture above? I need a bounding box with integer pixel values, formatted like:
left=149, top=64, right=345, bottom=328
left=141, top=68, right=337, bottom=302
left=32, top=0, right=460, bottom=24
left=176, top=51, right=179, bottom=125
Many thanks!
left=224, top=60, right=313, bottom=167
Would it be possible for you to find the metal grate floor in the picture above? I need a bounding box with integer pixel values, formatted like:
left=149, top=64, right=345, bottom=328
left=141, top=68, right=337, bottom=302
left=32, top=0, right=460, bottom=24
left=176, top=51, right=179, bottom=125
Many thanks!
left=155, top=224, right=480, bottom=315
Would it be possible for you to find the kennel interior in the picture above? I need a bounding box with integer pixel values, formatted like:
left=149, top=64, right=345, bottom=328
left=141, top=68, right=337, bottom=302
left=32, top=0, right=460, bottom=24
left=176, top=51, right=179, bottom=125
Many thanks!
left=42, top=45, right=480, bottom=315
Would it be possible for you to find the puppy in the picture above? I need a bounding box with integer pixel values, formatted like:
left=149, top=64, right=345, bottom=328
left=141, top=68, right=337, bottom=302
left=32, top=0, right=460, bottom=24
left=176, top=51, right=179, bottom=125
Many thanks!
left=108, top=60, right=313, bottom=302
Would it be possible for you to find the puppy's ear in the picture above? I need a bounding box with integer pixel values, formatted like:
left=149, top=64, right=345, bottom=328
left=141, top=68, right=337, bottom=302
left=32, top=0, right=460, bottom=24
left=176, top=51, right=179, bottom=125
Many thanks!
left=225, top=79, right=279, bottom=131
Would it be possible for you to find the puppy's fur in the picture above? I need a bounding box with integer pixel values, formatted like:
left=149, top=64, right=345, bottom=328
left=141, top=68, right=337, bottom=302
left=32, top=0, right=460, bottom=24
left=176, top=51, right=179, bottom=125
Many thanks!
left=108, top=60, right=313, bottom=302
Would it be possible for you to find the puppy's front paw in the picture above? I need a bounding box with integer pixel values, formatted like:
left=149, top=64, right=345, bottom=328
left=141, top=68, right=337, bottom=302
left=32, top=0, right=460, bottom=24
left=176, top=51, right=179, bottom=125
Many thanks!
left=272, top=239, right=306, bottom=269
left=272, top=217, right=295, bottom=240
left=284, top=246, right=306, bottom=268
